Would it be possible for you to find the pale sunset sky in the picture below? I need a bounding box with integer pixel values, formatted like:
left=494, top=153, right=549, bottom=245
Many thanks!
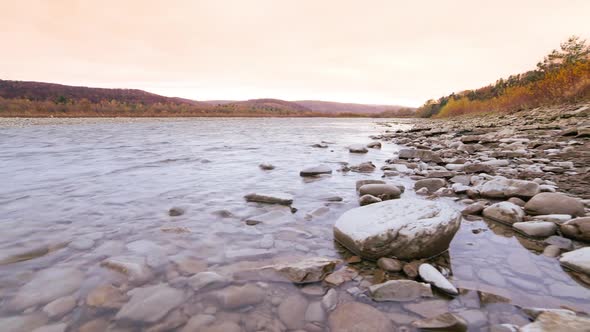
left=1, top=0, right=589, bottom=106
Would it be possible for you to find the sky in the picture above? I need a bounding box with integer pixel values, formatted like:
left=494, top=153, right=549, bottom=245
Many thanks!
left=1, top=1, right=589, bottom=107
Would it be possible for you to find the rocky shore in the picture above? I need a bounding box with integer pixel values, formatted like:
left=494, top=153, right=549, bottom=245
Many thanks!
left=1, top=105, right=590, bottom=332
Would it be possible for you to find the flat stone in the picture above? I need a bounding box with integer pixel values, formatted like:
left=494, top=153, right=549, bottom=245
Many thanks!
left=100, top=256, right=153, bottom=284
left=42, top=295, right=76, bottom=318
left=244, top=192, right=293, bottom=205
left=328, top=302, right=394, bottom=332
left=398, top=149, right=442, bottom=163
left=377, top=257, right=403, bottom=272
left=32, top=323, right=68, bottom=332
left=418, top=263, right=458, bottom=295
left=411, top=312, right=467, bottom=332
left=355, top=179, right=386, bottom=191
left=560, top=247, right=590, bottom=275
left=369, top=279, right=433, bottom=302
left=513, top=221, right=557, bottom=237
left=334, top=199, right=461, bottom=260
left=404, top=300, right=449, bottom=318
left=300, top=165, right=332, bottom=177
left=188, top=271, right=230, bottom=291
left=0, top=313, right=49, bottom=332
left=9, top=267, right=84, bottom=310
left=359, top=194, right=382, bottom=206
left=278, top=294, right=308, bottom=329
left=524, top=193, right=585, bottom=217
left=322, top=289, right=338, bottom=311
left=520, top=311, right=590, bottom=332
left=224, top=248, right=276, bottom=261
left=235, top=257, right=339, bottom=284
left=212, top=284, right=265, bottom=309
left=305, top=301, right=326, bottom=322
left=86, top=284, right=127, bottom=309
left=116, top=283, right=185, bottom=323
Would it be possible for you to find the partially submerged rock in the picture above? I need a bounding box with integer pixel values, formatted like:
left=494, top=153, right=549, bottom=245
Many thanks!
left=398, top=148, right=442, bottom=163
left=559, top=247, right=590, bottom=275
left=328, top=302, right=393, bottom=332
left=418, top=263, right=458, bottom=295
left=349, top=144, right=368, bottom=153
left=414, top=178, right=447, bottom=193
left=411, top=312, right=468, bottom=332
left=116, top=284, right=185, bottom=323
left=369, top=279, right=433, bottom=301
left=520, top=311, right=590, bottom=332
left=358, top=184, right=401, bottom=200
left=300, top=165, right=332, bottom=177
left=244, top=192, right=293, bottom=205
left=334, top=199, right=461, bottom=260
left=235, top=257, right=339, bottom=283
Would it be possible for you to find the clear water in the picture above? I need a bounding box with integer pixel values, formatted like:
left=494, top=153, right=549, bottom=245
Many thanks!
left=0, top=118, right=588, bottom=331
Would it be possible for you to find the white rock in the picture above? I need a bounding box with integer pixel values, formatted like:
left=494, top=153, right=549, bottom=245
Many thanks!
left=418, top=263, right=458, bottom=295
left=560, top=247, right=590, bottom=276
left=513, top=221, right=557, bottom=237
left=334, top=199, right=461, bottom=260
left=532, top=214, right=572, bottom=224
left=482, top=202, right=524, bottom=225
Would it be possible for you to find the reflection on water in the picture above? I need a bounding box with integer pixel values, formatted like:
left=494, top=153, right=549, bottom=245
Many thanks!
left=0, top=118, right=588, bottom=331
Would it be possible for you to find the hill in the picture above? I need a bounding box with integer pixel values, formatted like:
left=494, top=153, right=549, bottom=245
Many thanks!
left=294, top=100, right=406, bottom=115
left=223, top=99, right=311, bottom=112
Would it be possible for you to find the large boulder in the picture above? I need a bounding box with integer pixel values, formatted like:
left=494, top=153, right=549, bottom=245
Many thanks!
left=479, top=178, right=539, bottom=199
left=524, top=193, right=585, bottom=217
left=560, top=217, right=590, bottom=242
left=398, top=149, right=442, bottom=163
left=328, top=302, right=393, bottom=332
left=482, top=202, right=524, bottom=225
left=334, top=199, right=461, bottom=260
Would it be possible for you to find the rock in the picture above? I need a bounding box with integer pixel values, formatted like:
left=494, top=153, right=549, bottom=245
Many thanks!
left=355, top=179, right=386, bottom=190
left=532, top=214, right=572, bottom=224
left=543, top=245, right=561, bottom=257
left=411, top=312, right=467, bottom=332
left=377, top=257, right=403, bottom=272
left=359, top=194, right=382, bottom=206
left=479, top=178, right=540, bottom=199
left=180, top=314, right=215, bottom=332
left=418, top=263, right=458, bottom=295
left=349, top=144, right=368, bottom=153
left=101, top=256, right=153, bottom=284
left=544, top=235, right=573, bottom=250
left=312, top=142, right=328, bottom=148
left=350, top=161, right=376, bottom=173
left=414, top=178, right=447, bottom=193
left=42, top=296, right=76, bottom=318
left=508, top=197, right=526, bottom=206
left=78, top=318, right=108, bottom=332
left=523, top=307, right=576, bottom=319
left=278, top=294, right=308, bottom=329
left=32, top=323, right=68, bottom=332
left=464, top=163, right=494, bottom=174
left=560, top=217, right=590, bottom=242
left=513, top=221, right=557, bottom=237
left=328, top=302, right=394, bottom=332
left=404, top=300, right=449, bottom=318
left=213, top=284, right=265, bottom=309
left=462, top=202, right=485, bottom=215
left=560, top=247, right=590, bottom=275
left=8, top=267, right=84, bottom=310
left=366, top=141, right=382, bottom=149
left=482, top=202, right=524, bottom=225
left=334, top=199, right=461, bottom=260
left=245, top=209, right=295, bottom=226
left=369, top=280, right=433, bottom=302
left=169, top=207, right=185, bottom=217
left=116, top=284, right=185, bottom=323
left=520, top=311, right=590, bottom=332
left=300, top=165, right=332, bottom=177
left=324, top=266, right=358, bottom=286
left=224, top=248, right=276, bottom=261
left=259, top=163, right=275, bottom=170
left=188, top=271, right=231, bottom=292
left=305, top=301, right=326, bottom=322
left=322, top=289, right=338, bottom=311
left=416, top=187, right=429, bottom=195
left=244, top=192, right=293, bottom=205
left=524, top=193, right=585, bottom=217
left=358, top=184, right=401, bottom=200
left=398, top=149, right=442, bottom=163
left=0, top=313, right=49, bottom=332
left=235, top=257, right=339, bottom=283
left=200, top=322, right=242, bottom=332
left=86, top=285, right=127, bottom=309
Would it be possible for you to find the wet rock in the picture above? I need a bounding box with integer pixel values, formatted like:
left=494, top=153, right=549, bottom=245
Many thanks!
left=278, top=294, right=308, bottom=329
left=560, top=247, right=590, bottom=275
left=398, top=148, right=442, bottom=163
left=560, top=217, right=590, bottom=242
left=324, top=266, right=358, bottom=286
left=32, top=323, right=67, bottom=332
left=42, top=295, right=76, bottom=318
left=520, top=311, right=590, bottom=332
left=524, top=193, right=585, bottom=217
left=479, top=178, right=540, bottom=199
left=328, top=302, right=393, bottom=332
left=225, top=248, right=276, bottom=261
left=0, top=243, right=64, bottom=265
left=245, top=209, right=295, bottom=226
left=513, top=221, right=557, bottom=237
left=213, top=284, right=265, bottom=309
left=0, top=313, right=49, bottom=332
left=200, top=322, right=242, bottom=332
left=482, top=202, right=524, bottom=225
left=188, top=271, right=231, bottom=291
left=543, top=245, right=561, bottom=257
left=101, top=256, right=153, bottom=284
left=349, top=144, right=368, bottom=153
left=462, top=202, right=486, bottom=215
left=416, top=187, right=429, bottom=195
left=305, top=301, right=326, bottom=322
left=86, top=284, right=127, bottom=309
left=358, top=184, right=401, bottom=200
left=300, top=165, right=332, bottom=177
left=355, top=179, right=386, bottom=191
left=418, top=263, right=458, bottom=295
left=8, top=267, right=84, bottom=310
left=369, top=279, right=433, bottom=302
left=532, top=214, right=572, bottom=224
left=169, top=207, right=185, bottom=217
left=312, top=142, right=328, bottom=148
left=367, top=141, right=382, bottom=149
left=411, top=312, right=467, bottom=332
left=116, top=283, right=185, bottom=323
left=322, top=289, right=338, bottom=311
left=404, top=300, right=449, bottom=318
left=377, top=257, right=403, bottom=272
left=180, top=314, right=215, bottom=332
left=334, top=199, right=461, bottom=260
left=359, top=194, right=382, bottom=206
left=523, top=307, right=576, bottom=319
left=463, top=163, right=494, bottom=174
left=244, top=192, right=293, bottom=205
left=414, top=178, right=447, bottom=193
left=544, top=235, right=573, bottom=250
left=350, top=161, right=376, bottom=173
left=236, top=257, right=339, bottom=284
left=259, top=163, right=275, bottom=170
